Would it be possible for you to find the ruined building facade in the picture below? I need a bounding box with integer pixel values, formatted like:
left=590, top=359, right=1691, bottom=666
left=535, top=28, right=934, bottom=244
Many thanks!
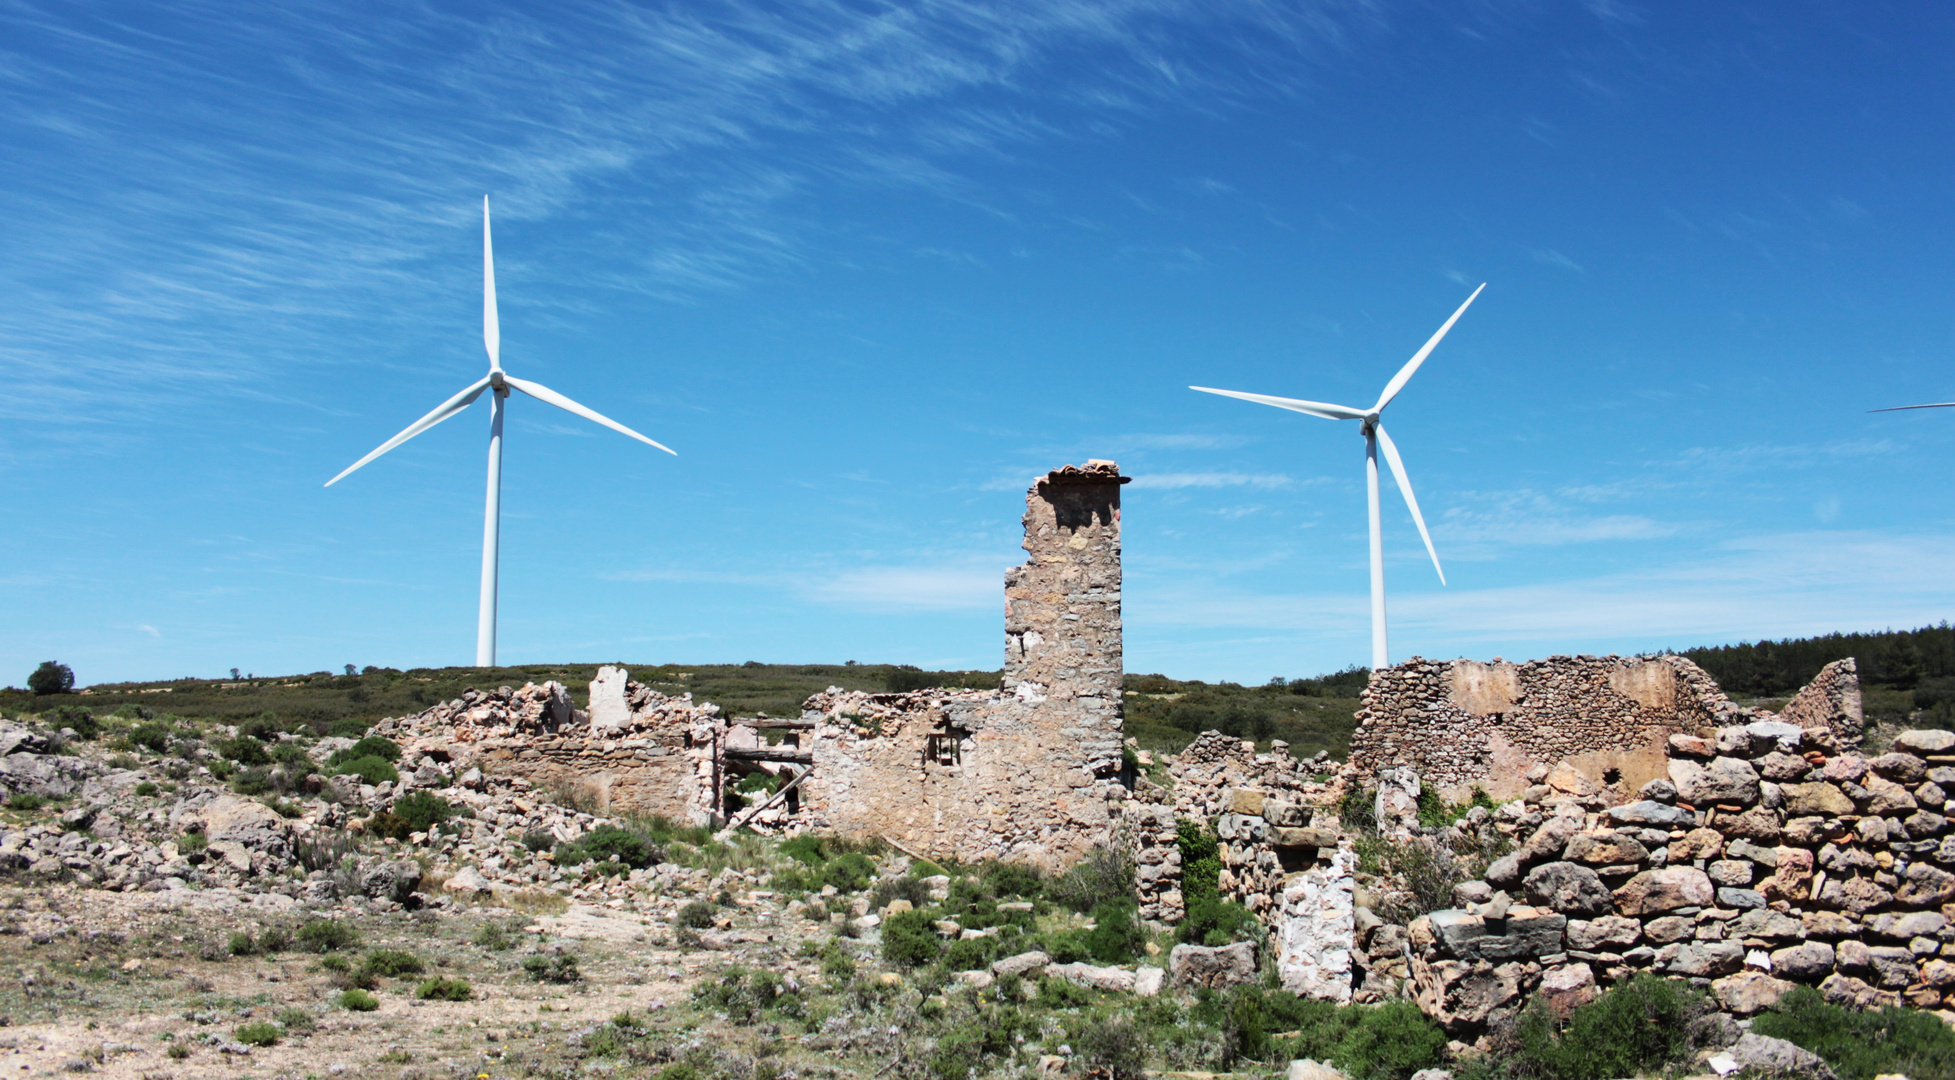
left=790, top=460, right=1134, bottom=868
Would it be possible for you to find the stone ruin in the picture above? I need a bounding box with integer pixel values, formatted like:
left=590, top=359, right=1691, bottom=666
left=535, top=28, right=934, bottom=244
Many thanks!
left=372, top=457, right=1955, bottom=1026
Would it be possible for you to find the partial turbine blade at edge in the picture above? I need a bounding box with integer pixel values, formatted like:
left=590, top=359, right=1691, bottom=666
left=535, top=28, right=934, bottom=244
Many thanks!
left=1869, top=402, right=1955, bottom=412
left=483, top=196, right=500, bottom=371
left=502, top=375, right=676, bottom=455
left=1374, top=282, right=1486, bottom=414
left=1373, top=423, right=1445, bottom=586
left=1189, top=386, right=1367, bottom=421
left=324, top=375, right=493, bottom=487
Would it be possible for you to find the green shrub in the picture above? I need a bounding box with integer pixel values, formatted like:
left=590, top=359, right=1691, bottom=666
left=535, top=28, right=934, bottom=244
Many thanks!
left=555, top=824, right=659, bottom=870
left=1177, top=819, right=1221, bottom=905
left=218, top=736, right=270, bottom=766
left=1076, top=1016, right=1150, bottom=1080
left=691, top=967, right=795, bottom=1024
left=129, top=722, right=175, bottom=753
left=941, top=934, right=1002, bottom=972
left=980, top=861, right=1042, bottom=900
left=232, top=766, right=272, bottom=795
left=778, top=835, right=828, bottom=866
left=521, top=952, right=581, bottom=984
left=234, top=1021, right=281, bottom=1047
left=339, top=988, right=379, bottom=1012
left=823, top=852, right=876, bottom=892
left=1752, top=986, right=1955, bottom=1080
left=927, top=1005, right=1039, bottom=1080
left=1080, top=898, right=1145, bottom=964
left=473, top=922, right=516, bottom=951
left=258, top=925, right=291, bottom=953
left=228, top=931, right=259, bottom=957
left=6, top=793, right=45, bottom=812
left=365, top=809, right=412, bottom=840
left=331, top=735, right=401, bottom=764
left=331, top=755, right=398, bottom=785
left=274, top=1007, right=315, bottom=1034
left=880, top=908, right=942, bottom=968
left=1507, top=973, right=1699, bottom=1080
left=678, top=900, right=717, bottom=928
left=359, top=949, right=424, bottom=978
left=1180, top=895, right=1260, bottom=946
left=521, top=830, right=554, bottom=852
left=390, top=791, right=461, bottom=834
left=296, top=919, right=359, bottom=953
left=415, top=976, right=473, bottom=1001
left=44, top=706, right=99, bottom=740
left=1047, top=845, right=1134, bottom=913
left=133, top=781, right=159, bottom=796
left=177, top=831, right=207, bottom=853
left=268, top=741, right=310, bottom=768
left=821, top=941, right=856, bottom=979
left=319, top=955, right=350, bottom=973
left=1333, top=1000, right=1449, bottom=1080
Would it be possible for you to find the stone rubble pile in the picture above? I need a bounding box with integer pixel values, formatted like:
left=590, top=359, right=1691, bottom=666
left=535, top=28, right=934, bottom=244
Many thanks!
left=1403, top=722, right=1955, bottom=1040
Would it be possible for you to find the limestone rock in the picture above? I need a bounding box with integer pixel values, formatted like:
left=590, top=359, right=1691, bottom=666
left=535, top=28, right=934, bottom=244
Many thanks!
left=1862, top=774, right=1918, bottom=815
left=1047, top=962, right=1135, bottom=993
left=1714, top=970, right=1793, bottom=1015
left=1607, top=799, right=1696, bottom=827
left=1727, top=1033, right=1838, bottom=1079
left=1894, top=729, right=1955, bottom=754
left=1287, top=1060, right=1348, bottom=1080
left=1670, top=756, right=1761, bottom=807
left=443, top=866, right=492, bottom=896
left=1276, top=849, right=1354, bottom=1002
left=1539, top=962, right=1597, bottom=1016
left=1564, top=915, right=1640, bottom=951
left=1771, top=941, right=1836, bottom=982
left=1869, top=752, right=1927, bottom=784
left=1614, top=866, right=1714, bottom=915
left=1895, top=862, right=1955, bottom=905
left=1667, top=940, right=1744, bottom=978
left=1134, top=966, right=1165, bottom=997
left=1170, top=941, right=1258, bottom=989
left=1566, top=832, right=1649, bottom=866
left=991, top=951, right=1050, bottom=978
left=1523, top=861, right=1613, bottom=917
left=1783, top=782, right=1856, bottom=816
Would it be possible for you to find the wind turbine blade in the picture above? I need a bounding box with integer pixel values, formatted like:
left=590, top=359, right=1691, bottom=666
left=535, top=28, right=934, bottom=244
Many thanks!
left=1374, top=423, right=1445, bottom=585
left=324, top=375, right=493, bottom=487
left=483, top=196, right=500, bottom=371
left=502, top=375, right=677, bottom=455
left=1374, top=282, right=1486, bottom=413
left=1189, top=386, right=1367, bottom=421
left=1869, top=402, right=1955, bottom=412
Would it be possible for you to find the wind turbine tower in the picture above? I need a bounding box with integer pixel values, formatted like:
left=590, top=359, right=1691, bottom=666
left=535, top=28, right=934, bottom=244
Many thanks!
left=1192, top=285, right=1484, bottom=670
left=327, top=197, right=675, bottom=666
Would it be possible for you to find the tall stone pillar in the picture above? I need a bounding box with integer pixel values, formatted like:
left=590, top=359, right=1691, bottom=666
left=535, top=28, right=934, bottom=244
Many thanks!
left=1004, top=460, right=1130, bottom=775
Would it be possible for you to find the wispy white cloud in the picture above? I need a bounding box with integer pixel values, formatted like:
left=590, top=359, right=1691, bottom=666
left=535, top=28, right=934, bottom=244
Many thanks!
left=1130, top=471, right=1294, bottom=490
left=1527, top=247, right=1583, bottom=273
left=801, top=565, right=1001, bottom=611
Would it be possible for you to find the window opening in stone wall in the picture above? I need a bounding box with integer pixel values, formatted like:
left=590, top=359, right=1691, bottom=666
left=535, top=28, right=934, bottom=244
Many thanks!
left=925, top=732, right=962, bottom=767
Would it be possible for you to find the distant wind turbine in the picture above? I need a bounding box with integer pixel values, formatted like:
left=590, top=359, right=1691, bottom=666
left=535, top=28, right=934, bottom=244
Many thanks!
left=1870, top=401, right=1955, bottom=414
left=326, top=197, right=675, bottom=667
left=1191, top=284, right=1485, bottom=670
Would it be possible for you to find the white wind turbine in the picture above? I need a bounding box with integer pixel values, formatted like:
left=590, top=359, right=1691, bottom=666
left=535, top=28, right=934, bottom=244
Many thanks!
left=327, top=197, right=675, bottom=667
left=1191, top=284, right=1484, bottom=670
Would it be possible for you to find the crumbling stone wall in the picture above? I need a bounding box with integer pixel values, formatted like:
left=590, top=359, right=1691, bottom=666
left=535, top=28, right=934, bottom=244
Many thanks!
left=378, top=674, right=723, bottom=824
left=789, top=462, right=1137, bottom=869
left=1166, top=732, right=1340, bottom=915
left=1349, top=654, right=1863, bottom=802
left=1404, top=722, right=1955, bottom=1038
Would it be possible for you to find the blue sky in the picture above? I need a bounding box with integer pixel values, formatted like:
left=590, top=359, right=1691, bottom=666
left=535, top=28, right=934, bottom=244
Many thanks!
left=3, top=1, right=1952, bottom=687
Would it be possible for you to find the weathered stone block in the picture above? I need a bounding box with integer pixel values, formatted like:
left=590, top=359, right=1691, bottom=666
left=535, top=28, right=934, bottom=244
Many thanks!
left=1614, top=866, right=1714, bottom=915
left=1670, top=756, right=1761, bottom=807
left=1714, top=970, right=1792, bottom=1015
left=1566, top=832, right=1649, bottom=866
left=1170, top=941, right=1258, bottom=989
left=1894, top=729, right=1955, bottom=754
left=1771, top=941, right=1836, bottom=982
left=1564, top=915, right=1640, bottom=951
left=1782, top=783, right=1855, bottom=816
left=1666, top=940, right=1743, bottom=977
left=1225, top=788, right=1267, bottom=816
left=1523, top=861, right=1613, bottom=917
left=1270, top=827, right=1338, bottom=849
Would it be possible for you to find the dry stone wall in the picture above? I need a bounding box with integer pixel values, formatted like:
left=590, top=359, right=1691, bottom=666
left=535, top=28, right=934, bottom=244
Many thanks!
left=1349, top=654, right=1864, bottom=802
left=376, top=672, right=723, bottom=824
left=787, top=462, right=1137, bottom=869
left=1404, top=721, right=1955, bottom=1038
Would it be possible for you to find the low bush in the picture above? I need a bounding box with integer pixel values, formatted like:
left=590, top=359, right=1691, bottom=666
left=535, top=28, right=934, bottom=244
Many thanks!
left=472, top=922, right=516, bottom=950
left=365, top=809, right=413, bottom=841
left=823, top=852, right=876, bottom=893
left=1075, top=1015, right=1150, bottom=1080
left=339, top=988, right=379, bottom=1012
left=1047, top=844, right=1134, bottom=913
left=258, top=925, right=291, bottom=953
left=692, top=967, right=796, bottom=1024
left=274, top=1007, right=315, bottom=1034
left=234, top=1022, right=281, bottom=1047
left=1503, top=973, right=1700, bottom=1080
left=296, top=919, right=359, bottom=953
left=869, top=874, right=931, bottom=911
left=331, top=755, right=398, bottom=785
left=391, top=791, right=462, bottom=834
left=217, top=737, right=270, bottom=766
left=232, top=766, right=272, bottom=795
left=881, top=908, right=942, bottom=968
left=1177, top=819, right=1221, bottom=906
left=6, top=793, right=44, bottom=812
left=980, top=860, right=1042, bottom=901
left=1080, top=898, right=1145, bottom=964
left=133, top=781, right=159, bottom=796
left=1752, top=986, right=1955, bottom=1080
left=268, top=741, right=310, bottom=768
left=325, top=717, right=371, bottom=738
left=555, top=824, right=660, bottom=870
left=1180, top=895, right=1260, bottom=947
left=521, top=952, right=582, bottom=984
left=227, top=931, right=259, bottom=957
left=415, top=976, right=473, bottom=1001
left=1333, top=1000, right=1449, bottom=1080
left=331, top=735, right=401, bottom=764
left=778, top=834, right=828, bottom=867
left=678, top=900, right=718, bottom=928
left=359, top=949, right=424, bottom=978
left=128, top=722, right=175, bottom=753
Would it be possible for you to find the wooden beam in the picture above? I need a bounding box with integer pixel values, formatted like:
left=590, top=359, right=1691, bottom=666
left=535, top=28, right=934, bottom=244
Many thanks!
left=718, top=767, right=812, bottom=837
left=724, top=746, right=813, bottom=763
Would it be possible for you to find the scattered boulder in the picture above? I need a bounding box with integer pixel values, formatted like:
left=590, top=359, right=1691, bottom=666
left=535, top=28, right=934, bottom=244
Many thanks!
left=1169, top=941, right=1257, bottom=989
